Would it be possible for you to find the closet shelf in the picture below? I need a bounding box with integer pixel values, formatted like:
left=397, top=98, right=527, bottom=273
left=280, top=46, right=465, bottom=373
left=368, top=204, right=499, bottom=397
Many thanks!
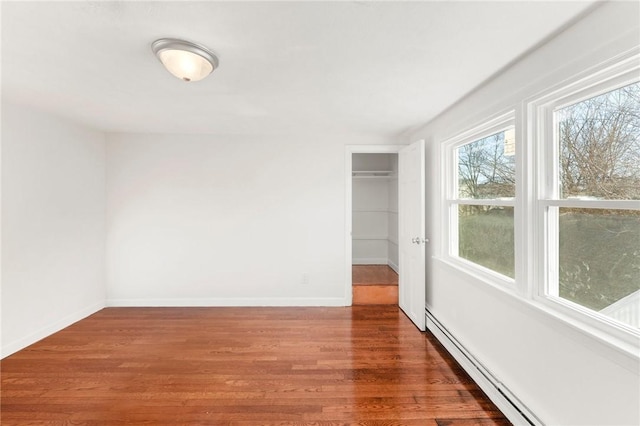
left=352, top=170, right=396, bottom=179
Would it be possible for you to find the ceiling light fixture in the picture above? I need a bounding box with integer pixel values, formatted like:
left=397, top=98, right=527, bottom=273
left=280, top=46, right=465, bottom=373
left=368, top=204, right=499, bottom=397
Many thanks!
left=152, top=38, right=219, bottom=82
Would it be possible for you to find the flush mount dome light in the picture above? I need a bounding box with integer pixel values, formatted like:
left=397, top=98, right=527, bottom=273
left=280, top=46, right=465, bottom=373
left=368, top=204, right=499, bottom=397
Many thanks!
left=152, top=38, right=219, bottom=82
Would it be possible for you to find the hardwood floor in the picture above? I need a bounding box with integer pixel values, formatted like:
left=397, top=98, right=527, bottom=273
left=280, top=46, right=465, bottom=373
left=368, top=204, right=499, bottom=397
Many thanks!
left=352, top=265, right=399, bottom=305
left=1, top=306, right=510, bottom=425
left=352, top=265, right=398, bottom=286
left=352, top=285, right=398, bottom=305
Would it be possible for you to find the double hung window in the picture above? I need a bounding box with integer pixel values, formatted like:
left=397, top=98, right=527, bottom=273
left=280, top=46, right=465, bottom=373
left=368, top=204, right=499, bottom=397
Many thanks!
left=446, top=114, right=516, bottom=281
left=443, top=55, right=640, bottom=343
left=538, top=74, right=640, bottom=331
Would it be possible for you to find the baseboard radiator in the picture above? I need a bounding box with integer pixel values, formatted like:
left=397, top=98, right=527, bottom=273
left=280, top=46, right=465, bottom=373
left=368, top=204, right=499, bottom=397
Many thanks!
left=425, top=310, right=542, bottom=426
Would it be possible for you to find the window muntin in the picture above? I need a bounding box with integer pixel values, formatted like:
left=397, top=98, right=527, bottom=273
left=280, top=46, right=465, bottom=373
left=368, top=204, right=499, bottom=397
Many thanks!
left=447, top=121, right=516, bottom=282
left=545, top=81, right=640, bottom=330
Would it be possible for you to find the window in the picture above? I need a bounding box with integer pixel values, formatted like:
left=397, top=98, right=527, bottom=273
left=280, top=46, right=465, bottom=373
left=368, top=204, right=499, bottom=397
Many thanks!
left=446, top=114, right=516, bottom=281
left=541, top=80, right=640, bottom=330
left=441, top=55, right=639, bottom=347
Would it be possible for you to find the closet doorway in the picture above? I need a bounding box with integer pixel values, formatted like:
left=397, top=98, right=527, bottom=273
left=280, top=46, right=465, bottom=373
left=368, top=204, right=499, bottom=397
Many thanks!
left=351, top=152, right=399, bottom=305
left=345, top=142, right=426, bottom=330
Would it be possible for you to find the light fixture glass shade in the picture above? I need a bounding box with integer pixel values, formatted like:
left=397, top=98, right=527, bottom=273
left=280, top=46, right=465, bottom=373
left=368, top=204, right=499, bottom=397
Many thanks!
left=158, top=49, right=213, bottom=82
left=152, top=38, right=219, bottom=82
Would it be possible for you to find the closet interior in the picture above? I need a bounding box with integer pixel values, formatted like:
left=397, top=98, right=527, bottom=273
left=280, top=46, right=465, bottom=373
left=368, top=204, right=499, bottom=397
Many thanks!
left=351, top=153, right=399, bottom=304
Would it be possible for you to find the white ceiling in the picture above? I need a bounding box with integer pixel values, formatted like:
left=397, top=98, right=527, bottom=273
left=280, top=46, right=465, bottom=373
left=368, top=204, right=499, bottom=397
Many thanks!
left=1, top=1, right=596, bottom=137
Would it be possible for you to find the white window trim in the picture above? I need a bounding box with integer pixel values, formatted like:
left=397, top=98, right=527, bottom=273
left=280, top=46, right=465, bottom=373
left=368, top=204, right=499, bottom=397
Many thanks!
left=443, top=111, right=517, bottom=287
left=529, top=50, right=640, bottom=348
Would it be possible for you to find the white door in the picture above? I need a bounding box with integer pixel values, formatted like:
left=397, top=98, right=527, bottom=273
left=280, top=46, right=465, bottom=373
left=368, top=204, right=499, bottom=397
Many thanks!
left=398, top=140, right=426, bottom=330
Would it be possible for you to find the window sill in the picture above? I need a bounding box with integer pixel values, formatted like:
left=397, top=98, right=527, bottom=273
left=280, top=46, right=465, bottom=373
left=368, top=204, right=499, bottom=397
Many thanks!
left=438, top=255, right=515, bottom=289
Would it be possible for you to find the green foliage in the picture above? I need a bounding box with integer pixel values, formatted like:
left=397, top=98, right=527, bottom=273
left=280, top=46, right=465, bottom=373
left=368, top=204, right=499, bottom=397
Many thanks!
left=459, top=207, right=515, bottom=278
left=559, top=211, right=640, bottom=311
left=459, top=209, right=640, bottom=311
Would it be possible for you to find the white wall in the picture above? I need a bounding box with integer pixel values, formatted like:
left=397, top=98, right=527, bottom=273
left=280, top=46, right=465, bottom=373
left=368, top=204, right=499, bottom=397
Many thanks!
left=106, top=133, right=388, bottom=306
left=413, top=2, right=640, bottom=425
left=1, top=102, right=106, bottom=357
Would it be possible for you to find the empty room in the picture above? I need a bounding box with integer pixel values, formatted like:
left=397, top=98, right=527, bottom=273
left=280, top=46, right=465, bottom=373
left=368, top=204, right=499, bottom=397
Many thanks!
left=1, top=1, right=639, bottom=425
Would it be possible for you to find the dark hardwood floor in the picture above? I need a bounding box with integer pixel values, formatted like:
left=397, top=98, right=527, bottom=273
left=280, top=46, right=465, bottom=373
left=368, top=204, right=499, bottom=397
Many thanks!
left=1, top=306, right=510, bottom=425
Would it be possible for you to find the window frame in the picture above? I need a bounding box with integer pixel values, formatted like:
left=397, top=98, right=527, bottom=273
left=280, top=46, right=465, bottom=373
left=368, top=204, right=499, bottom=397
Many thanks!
left=529, top=53, right=640, bottom=345
left=443, top=111, right=517, bottom=287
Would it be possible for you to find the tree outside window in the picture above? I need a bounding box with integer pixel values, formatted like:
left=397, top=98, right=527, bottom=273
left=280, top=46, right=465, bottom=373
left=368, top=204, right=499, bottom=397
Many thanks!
left=552, top=82, right=640, bottom=329
left=455, top=127, right=516, bottom=279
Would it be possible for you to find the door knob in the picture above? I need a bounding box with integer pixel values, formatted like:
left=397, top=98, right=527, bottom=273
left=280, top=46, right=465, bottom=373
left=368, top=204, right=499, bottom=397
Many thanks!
left=411, top=237, right=429, bottom=244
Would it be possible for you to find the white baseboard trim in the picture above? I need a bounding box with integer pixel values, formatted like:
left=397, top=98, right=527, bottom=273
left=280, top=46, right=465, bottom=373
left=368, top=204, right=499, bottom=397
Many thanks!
left=1, top=301, right=105, bottom=359
left=426, top=310, right=540, bottom=426
left=387, top=260, right=399, bottom=274
left=353, top=258, right=388, bottom=265
left=106, top=297, right=348, bottom=307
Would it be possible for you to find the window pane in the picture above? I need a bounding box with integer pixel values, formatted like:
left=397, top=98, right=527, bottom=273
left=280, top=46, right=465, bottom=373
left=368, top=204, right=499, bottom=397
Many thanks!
left=558, top=208, right=640, bottom=329
left=556, top=82, right=640, bottom=200
left=457, top=128, right=516, bottom=199
left=458, top=205, right=514, bottom=278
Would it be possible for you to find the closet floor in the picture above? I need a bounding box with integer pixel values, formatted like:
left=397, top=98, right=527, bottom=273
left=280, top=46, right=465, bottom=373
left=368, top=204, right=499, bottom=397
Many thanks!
left=352, top=265, right=398, bottom=286
left=352, top=265, right=398, bottom=305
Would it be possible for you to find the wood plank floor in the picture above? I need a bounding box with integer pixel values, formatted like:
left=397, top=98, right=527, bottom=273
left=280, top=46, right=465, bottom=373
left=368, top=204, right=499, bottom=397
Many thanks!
left=353, top=265, right=399, bottom=305
left=352, top=285, right=399, bottom=305
left=352, top=265, right=398, bottom=286
left=1, top=306, right=510, bottom=425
